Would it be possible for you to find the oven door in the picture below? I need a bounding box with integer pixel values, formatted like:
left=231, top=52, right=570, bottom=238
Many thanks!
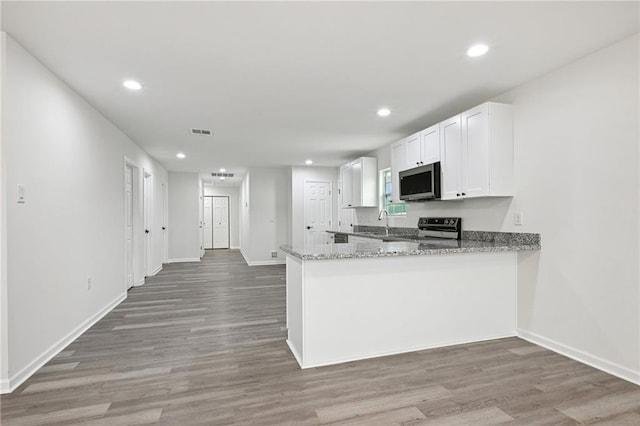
left=399, top=163, right=441, bottom=201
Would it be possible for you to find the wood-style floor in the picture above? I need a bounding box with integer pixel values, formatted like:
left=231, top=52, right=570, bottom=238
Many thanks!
left=1, top=250, right=639, bottom=425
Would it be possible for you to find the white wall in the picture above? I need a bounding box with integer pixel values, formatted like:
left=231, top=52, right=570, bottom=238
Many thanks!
left=240, top=168, right=288, bottom=265
left=358, top=35, right=640, bottom=383
left=0, top=32, right=8, bottom=391
left=203, top=183, right=240, bottom=249
left=168, top=172, right=201, bottom=262
left=0, top=35, right=169, bottom=393
left=290, top=167, right=340, bottom=247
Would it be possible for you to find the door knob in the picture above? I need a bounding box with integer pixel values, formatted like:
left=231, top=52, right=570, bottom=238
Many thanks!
left=162, top=227, right=166, bottom=230
left=306, top=226, right=312, bottom=230
left=145, top=229, right=150, bottom=234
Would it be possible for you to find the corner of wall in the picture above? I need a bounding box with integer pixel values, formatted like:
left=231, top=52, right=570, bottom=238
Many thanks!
left=0, top=30, right=9, bottom=390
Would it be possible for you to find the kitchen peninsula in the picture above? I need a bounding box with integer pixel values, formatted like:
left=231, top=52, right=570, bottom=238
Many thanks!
left=281, top=231, right=540, bottom=369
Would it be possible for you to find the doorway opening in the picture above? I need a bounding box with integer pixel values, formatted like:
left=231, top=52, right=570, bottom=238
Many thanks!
left=203, top=196, right=230, bottom=249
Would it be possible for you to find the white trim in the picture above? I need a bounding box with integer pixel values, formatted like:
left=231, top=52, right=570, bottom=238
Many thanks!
left=133, top=277, right=145, bottom=287
left=150, top=265, right=162, bottom=276
left=240, top=248, right=250, bottom=265
left=240, top=248, right=285, bottom=266
left=286, top=339, right=303, bottom=367
left=1, top=292, right=126, bottom=394
left=517, top=328, right=640, bottom=386
left=230, top=246, right=240, bottom=250
left=246, top=260, right=286, bottom=266
left=166, top=258, right=201, bottom=263
left=297, top=333, right=516, bottom=369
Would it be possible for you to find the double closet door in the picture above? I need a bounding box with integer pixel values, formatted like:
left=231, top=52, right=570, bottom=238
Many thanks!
left=203, top=196, right=230, bottom=249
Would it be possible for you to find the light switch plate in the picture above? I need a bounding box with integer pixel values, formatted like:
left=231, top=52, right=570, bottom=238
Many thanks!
left=17, top=184, right=25, bottom=204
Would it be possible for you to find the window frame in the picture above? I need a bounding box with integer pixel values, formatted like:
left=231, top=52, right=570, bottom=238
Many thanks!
left=379, top=168, right=407, bottom=217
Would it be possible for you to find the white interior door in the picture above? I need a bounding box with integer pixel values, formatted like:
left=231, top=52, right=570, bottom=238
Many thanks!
left=125, top=165, right=134, bottom=289
left=212, top=196, right=229, bottom=249
left=203, top=196, right=213, bottom=249
left=143, top=171, right=152, bottom=277
left=304, top=180, right=332, bottom=245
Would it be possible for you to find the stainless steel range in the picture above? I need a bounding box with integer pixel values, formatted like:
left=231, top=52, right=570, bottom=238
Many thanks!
left=417, top=217, right=462, bottom=240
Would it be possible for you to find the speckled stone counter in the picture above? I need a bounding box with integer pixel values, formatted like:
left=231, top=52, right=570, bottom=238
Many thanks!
left=282, top=230, right=540, bottom=261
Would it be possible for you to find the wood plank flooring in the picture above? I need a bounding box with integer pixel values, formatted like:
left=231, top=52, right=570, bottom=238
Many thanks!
left=1, top=249, right=639, bottom=425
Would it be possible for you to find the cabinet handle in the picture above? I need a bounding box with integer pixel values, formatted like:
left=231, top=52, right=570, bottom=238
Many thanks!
left=461, top=192, right=466, bottom=196
left=456, top=193, right=461, bottom=197
left=416, top=162, right=420, bottom=165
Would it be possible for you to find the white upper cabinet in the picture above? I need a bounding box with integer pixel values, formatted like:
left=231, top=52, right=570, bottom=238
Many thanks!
left=340, top=163, right=353, bottom=208
left=420, top=124, right=440, bottom=165
left=405, top=132, right=422, bottom=169
left=440, top=102, right=514, bottom=200
left=440, top=115, right=463, bottom=200
left=340, top=157, right=378, bottom=208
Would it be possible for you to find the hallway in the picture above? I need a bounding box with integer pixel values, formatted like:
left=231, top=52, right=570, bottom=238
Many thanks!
left=1, top=251, right=639, bottom=425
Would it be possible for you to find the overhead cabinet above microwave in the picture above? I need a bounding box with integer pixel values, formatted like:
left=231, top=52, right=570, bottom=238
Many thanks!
left=390, top=101, right=514, bottom=203
left=340, top=157, right=378, bottom=208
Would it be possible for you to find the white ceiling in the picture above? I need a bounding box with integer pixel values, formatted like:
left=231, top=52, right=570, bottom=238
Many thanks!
left=2, top=1, right=638, bottom=178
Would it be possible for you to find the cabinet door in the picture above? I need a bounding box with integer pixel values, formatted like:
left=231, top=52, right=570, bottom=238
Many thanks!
left=440, top=115, right=462, bottom=200
left=338, top=207, right=355, bottom=232
left=405, top=131, right=422, bottom=168
left=340, top=164, right=353, bottom=208
left=351, top=159, right=363, bottom=207
left=390, top=140, right=407, bottom=203
left=462, top=104, right=490, bottom=198
left=420, top=124, right=440, bottom=165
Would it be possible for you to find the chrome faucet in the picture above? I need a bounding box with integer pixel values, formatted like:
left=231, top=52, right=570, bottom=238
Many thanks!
left=378, top=209, right=390, bottom=236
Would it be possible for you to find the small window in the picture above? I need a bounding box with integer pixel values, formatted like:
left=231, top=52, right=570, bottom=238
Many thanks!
left=380, top=168, right=406, bottom=216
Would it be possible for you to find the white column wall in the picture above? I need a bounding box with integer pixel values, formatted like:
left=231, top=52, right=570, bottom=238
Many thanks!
left=168, top=172, right=201, bottom=262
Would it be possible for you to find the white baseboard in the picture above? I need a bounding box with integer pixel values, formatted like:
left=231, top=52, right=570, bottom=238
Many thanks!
left=295, top=332, right=516, bottom=369
left=286, top=339, right=303, bottom=367
left=246, top=259, right=286, bottom=266
left=150, top=265, right=162, bottom=276
left=517, top=328, right=640, bottom=386
left=133, top=277, right=145, bottom=287
left=167, top=258, right=201, bottom=263
left=1, top=292, right=126, bottom=394
left=230, top=246, right=240, bottom=250
left=239, top=248, right=285, bottom=266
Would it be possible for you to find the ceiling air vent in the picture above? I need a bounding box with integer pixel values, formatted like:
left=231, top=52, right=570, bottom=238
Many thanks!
left=211, top=172, right=234, bottom=178
left=190, top=128, right=213, bottom=136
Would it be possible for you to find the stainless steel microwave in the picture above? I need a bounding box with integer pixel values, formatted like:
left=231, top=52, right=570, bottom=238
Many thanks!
left=399, top=162, right=441, bottom=201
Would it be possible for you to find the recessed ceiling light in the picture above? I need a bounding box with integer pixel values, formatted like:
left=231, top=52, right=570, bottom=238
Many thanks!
left=305, top=159, right=313, bottom=165
left=176, top=152, right=186, bottom=159
left=123, top=80, right=142, bottom=90
left=467, top=44, right=489, bottom=57
left=377, top=108, right=391, bottom=117
left=219, top=168, right=226, bottom=173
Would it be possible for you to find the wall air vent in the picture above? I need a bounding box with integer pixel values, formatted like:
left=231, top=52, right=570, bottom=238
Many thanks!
left=211, top=172, right=234, bottom=178
left=190, top=128, right=213, bottom=136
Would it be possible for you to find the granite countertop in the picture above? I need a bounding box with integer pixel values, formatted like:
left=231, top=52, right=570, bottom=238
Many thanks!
left=281, top=230, right=541, bottom=261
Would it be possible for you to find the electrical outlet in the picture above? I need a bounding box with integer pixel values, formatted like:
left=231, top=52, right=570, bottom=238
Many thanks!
left=271, top=251, right=278, bottom=258
left=514, top=212, right=523, bottom=226
left=17, top=184, right=25, bottom=204
left=87, top=277, right=92, bottom=290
